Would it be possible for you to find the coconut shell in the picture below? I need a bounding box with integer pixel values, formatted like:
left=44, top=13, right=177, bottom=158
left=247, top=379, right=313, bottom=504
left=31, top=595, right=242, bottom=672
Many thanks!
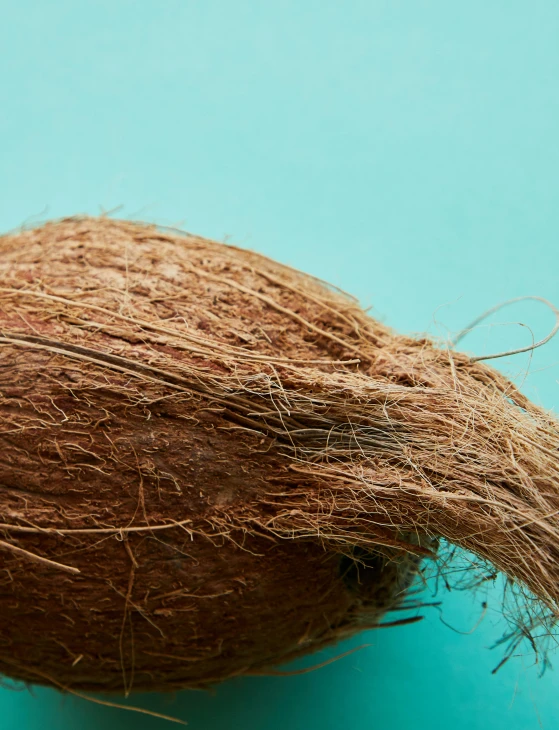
left=0, top=217, right=558, bottom=694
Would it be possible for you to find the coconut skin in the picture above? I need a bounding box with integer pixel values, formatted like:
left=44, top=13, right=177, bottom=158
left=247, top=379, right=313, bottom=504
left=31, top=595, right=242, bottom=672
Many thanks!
left=0, top=217, right=558, bottom=694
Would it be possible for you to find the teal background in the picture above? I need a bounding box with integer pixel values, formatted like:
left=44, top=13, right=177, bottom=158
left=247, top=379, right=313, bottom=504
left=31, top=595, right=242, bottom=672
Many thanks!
left=1, top=2, right=558, bottom=728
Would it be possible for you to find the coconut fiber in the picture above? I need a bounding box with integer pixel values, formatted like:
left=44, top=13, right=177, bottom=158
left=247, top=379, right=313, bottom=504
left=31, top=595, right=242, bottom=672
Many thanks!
left=0, top=217, right=558, bottom=696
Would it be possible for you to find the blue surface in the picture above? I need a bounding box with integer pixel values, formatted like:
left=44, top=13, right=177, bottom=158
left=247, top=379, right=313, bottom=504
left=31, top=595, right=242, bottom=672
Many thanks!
left=1, top=2, right=558, bottom=728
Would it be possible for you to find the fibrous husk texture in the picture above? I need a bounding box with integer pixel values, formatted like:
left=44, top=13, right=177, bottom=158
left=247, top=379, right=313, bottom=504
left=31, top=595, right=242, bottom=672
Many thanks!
left=0, top=217, right=558, bottom=694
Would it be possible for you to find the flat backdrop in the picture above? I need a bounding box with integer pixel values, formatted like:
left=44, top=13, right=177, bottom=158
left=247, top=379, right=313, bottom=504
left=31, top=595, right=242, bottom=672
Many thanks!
left=1, top=2, right=558, bottom=729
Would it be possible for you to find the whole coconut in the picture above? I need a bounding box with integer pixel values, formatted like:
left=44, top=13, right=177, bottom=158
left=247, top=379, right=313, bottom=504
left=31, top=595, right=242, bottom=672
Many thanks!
left=0, top=217, right=558, bottom=695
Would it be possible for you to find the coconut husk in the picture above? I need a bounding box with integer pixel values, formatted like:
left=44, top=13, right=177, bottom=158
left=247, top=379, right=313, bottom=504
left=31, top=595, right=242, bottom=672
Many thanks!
left=0, top=216, right=557, bottom=695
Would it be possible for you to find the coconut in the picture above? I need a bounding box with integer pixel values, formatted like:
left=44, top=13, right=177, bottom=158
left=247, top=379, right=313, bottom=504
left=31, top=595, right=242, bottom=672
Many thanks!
left=0, top=216, right=558, bottom=697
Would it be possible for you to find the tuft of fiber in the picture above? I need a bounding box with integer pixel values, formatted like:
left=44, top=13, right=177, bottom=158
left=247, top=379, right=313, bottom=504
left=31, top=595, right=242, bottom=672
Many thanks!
left=0, top=216, right=558, bottom=694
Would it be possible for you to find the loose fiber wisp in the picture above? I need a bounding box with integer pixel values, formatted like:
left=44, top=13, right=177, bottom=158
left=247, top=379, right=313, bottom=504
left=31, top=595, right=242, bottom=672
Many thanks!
left=0, top=217, right=558, bottom=700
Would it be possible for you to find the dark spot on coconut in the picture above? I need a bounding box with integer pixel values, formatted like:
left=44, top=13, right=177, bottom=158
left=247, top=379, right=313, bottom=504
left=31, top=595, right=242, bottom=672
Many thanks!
left=339, top=548, right=386, bottom=595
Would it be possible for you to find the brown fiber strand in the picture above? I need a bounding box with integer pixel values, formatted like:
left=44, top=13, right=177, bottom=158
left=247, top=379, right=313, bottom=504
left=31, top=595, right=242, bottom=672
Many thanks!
left=0, top=215, right=558, bottom=698
left=0, top=538, right=80, bottom=574
left=0, top=656, right=186, bottom=725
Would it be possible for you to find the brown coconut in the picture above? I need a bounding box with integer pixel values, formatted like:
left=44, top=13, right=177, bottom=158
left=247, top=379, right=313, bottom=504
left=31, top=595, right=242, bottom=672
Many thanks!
left=0, top=216, right=558, bottom=696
